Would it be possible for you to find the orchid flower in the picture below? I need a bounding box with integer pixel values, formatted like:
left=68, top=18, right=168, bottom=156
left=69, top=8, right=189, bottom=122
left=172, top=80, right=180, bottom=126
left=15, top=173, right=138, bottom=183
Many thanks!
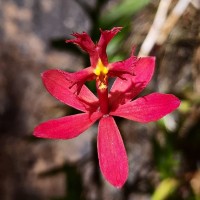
left=34, top=53, right=180, bottom=187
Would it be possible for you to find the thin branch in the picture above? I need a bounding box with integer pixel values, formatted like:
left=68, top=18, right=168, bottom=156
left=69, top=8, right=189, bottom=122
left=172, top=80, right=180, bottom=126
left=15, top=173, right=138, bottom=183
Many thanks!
left=138, top=0, right=172, bottom=56
left=157, top=0, right=191, bottom=45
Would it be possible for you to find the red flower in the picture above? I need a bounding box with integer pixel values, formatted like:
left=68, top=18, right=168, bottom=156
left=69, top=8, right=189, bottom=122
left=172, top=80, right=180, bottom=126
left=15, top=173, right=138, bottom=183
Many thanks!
left=34, top=56, right=180, bottom=188
left=65, top=27, right=138, bottom=92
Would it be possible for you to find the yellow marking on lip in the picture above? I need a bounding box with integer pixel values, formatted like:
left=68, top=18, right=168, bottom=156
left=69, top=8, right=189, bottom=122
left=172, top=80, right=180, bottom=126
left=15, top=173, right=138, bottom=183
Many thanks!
left=93, top=59, right=109, bottom=76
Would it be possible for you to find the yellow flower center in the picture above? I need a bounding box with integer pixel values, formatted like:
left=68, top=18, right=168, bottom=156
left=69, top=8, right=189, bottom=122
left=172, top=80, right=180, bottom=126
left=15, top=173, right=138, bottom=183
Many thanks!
left=93, top=59, right=109, bottom=76
left=93, top=59, right=109, bottom=90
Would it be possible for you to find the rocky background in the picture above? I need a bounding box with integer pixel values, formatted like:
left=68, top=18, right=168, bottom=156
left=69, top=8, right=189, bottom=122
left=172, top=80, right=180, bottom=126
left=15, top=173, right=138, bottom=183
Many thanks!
left=0, top=0, right=200, bottom=200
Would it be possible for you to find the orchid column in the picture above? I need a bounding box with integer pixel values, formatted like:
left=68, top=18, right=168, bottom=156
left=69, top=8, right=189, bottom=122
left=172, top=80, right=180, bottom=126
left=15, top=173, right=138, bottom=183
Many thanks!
left=93, top=59, right=109, bottom=114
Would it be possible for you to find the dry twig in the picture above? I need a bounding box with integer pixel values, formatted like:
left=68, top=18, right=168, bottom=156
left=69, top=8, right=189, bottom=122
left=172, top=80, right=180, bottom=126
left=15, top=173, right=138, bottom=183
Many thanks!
left=138, top=0, right=196, bottom=56
left=138, top=0, right=172, bottom=56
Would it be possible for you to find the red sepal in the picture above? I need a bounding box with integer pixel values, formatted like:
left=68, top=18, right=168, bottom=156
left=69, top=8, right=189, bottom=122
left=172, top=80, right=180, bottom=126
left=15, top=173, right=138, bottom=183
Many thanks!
left=98, top=116, right=128, bottom=188
left=111, top=93, right=181, bottom=123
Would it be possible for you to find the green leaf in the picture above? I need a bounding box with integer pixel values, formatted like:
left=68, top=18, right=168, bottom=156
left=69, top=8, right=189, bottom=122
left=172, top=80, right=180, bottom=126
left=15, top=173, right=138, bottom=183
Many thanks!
left=100, top=0, right=150, bottom=27
left=152, top=178, right=179, bottom=200
left=178, top=100, right=191, bottom=114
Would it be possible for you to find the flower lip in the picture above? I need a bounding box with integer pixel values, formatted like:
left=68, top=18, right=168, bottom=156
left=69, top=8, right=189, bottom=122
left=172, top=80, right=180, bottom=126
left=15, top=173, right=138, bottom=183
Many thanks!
left=94, top=59, right=109, bottom=91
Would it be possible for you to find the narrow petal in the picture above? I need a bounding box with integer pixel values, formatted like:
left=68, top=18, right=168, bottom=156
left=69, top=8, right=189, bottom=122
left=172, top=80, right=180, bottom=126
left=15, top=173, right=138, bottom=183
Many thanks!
left=66, top=32, right=98, bottom=66
left=42, top=69, right=98, bottom=112
left=108, top=55, right=138, bottom=76
left=98, top=27, right=122, bottom=64
left=66, top=32, right=95, bottom=54
left=110, top=93, right=181, bottom=123
left=34, top=111, right=102, bottom=139
left=97, top=116, right=128, bottom=188
left=109, top=57, right=155, bottom=110
left=63, top=67, right=94, bottom=94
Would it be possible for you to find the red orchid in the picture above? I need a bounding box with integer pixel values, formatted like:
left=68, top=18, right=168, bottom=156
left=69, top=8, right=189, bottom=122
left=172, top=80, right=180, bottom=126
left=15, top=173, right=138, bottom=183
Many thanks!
left=65, top=27, right=137, bottom=92
left=34, top=55, right=180, bottom=187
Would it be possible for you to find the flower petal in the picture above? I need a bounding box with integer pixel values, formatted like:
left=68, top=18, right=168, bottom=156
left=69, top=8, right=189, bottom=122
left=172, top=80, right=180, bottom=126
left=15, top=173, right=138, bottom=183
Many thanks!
left=110, top=93, right=181, bottom=123
left=98, top=27, right=122, bottom=65
left=34, top=111, right=102, bottom=139
left=66, top=32, right=98, bottom=66
left=108, top=55, right=137, bottom=77
left=63, top=67, right=94, bottom=94
left=66, top=32, right=95, bottom=54
left=109, top=56, right=155, bottom=110
left=97, top=116, right=128, bottom=188
left=66, top=28, right=122, bottom=67
left=42, top=69, right=98, bottom=112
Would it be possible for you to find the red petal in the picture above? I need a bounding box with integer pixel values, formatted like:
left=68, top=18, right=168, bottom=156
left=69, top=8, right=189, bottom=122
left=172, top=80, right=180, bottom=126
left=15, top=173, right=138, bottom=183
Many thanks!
left=34, top=112, right=102, bottom=139
left=109, top=57, right=155, bottom=110
left=42, top=69, right=98, bottom=112
left=98, top=27, right=122, bottom=65
left=97, top=116, right=128, bottom=188
left=63, top=67, right=94, bottom=93
left=110, top=93, right=181, bottom=123
left=66, top=32, right=95, bottom=54
left=108, top=55, right=137, bottom=76
left=66, top=32, right=98, bottom=66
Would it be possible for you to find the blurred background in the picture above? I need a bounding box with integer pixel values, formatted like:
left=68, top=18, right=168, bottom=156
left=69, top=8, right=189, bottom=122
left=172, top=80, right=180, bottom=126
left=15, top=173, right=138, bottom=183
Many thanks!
left=0, top=0, right=200, bottom=199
